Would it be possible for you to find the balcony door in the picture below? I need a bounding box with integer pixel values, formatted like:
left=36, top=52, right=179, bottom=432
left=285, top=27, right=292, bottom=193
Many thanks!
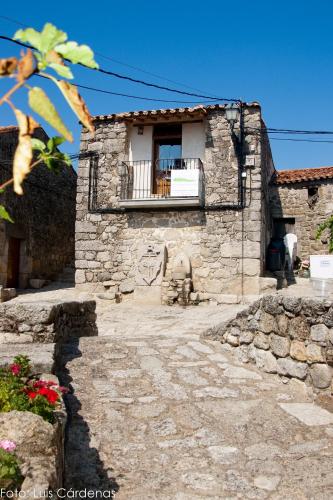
left=153, top=124, right=182, bottom=195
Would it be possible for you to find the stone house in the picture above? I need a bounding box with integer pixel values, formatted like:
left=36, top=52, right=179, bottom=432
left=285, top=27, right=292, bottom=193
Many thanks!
left=0, top=126, right=77, bottom=289
left=76, top=103, right=276, bottom=303
left=270, top=166, right=333, bottom=260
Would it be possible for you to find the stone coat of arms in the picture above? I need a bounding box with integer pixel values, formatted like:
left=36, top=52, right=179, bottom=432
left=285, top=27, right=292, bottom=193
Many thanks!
left=136, top=244, right=166, bottom=286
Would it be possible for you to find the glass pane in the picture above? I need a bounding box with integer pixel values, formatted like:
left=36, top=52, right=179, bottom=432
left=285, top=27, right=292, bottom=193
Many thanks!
left=158, top=144, right=182, bottom=160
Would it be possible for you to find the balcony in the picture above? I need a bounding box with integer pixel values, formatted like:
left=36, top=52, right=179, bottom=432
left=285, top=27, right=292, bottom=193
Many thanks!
left=119, top=158, right=204, bottom=208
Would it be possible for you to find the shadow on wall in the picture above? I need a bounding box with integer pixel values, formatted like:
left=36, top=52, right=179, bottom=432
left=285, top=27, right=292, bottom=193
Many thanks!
left=55, top=338, right=119, bottom=494
left=126, top=210, right=207, bottom=230
left=268, top=184, right=296, bottom=287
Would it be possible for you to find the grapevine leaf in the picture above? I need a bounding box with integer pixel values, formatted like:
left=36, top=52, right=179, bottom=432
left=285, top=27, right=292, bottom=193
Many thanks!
left=39, top=23, right=67, bottom=53
left=54, top=41, right=98, bottom=68
left=54, top=80, right=94, bottom=133
left=47, top=136, right=65, bottom=152
left=31, top=138, right=46, bottom=151
left=14, top=28, right=42, bottom=51
left=48, top=62, right=73, bottom=79
left=0, top=205, right=13, bottom=223
left=12, top=109, right=37, bottom=195
left=28, top=87, right=73, bottom=142
left=0, top=57, right=18, bottom=76
left=17, top=49, right=36, bottom=82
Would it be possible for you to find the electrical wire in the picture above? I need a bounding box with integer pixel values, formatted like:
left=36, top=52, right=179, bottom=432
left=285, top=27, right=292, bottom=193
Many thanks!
left=0, top=14, right=221, bottom=97
left=269, top=137, right=333, bottom=144
left=0, top=35, right=239, bottom=102
left=35, top=74, right=222, bottom=104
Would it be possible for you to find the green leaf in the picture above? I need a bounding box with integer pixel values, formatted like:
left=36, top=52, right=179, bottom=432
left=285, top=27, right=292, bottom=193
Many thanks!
left=28, top=87, right=73, bottom=142
left=55, top=41, right=99, bottom=68
left=49, top=62, right=73, bottom=79
left=61, top=153, right=72, bottom=166
left=47, top=136, right=65, bottom=152
left=31, top=138, right=46, bottom=151
left=0, top=205, right=13, bottom=223
left=14, top=27, right=42, bottom=51
left=39, top=23, right=67, bottom=53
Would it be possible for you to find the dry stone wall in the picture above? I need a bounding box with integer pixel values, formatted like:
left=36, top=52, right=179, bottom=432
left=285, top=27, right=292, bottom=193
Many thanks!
left=270, top=180, right=333, bottom=259
left=204, top=294, right=333, bottom=392
left=0, top=300, right=97, bottom=344
left=76, top=105, right=274, bottom=299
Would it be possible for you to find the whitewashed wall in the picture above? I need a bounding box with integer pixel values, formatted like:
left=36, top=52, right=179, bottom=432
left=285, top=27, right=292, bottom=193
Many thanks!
left=182, top=122, right=205, bottom=161
left=128, top=125, right=153, bottom=197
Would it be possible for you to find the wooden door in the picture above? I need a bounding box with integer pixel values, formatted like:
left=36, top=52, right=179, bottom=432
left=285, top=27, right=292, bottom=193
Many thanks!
left=7, top=237, right=21, bottom=288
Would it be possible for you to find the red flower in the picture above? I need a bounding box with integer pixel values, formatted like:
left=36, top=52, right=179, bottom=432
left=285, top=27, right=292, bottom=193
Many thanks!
left=10, top=363, right=21, bottom=376
left=37, top=387, right=59, bottom=405
left=26, top=390, right=37, bottom=399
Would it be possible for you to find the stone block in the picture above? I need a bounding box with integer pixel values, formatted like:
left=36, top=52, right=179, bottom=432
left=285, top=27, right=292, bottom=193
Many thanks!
left=281, top=296, right=302, bottom=314
left=290, top=341, right=307, bottom=362
left=29, top=279, right=46, bottom=289
left=276, top=314, right=289, bottom=336
left=310, top=324, right=329, bottom=343
left=243, top=259, right=260, bottom=277
left=254, top=332, right=270, bottom=350
left=270, top=334, right=290, bottom=358
left=239, top=330, right=254, bottom=345
left=306, top=343, right=325, bottom=364
left=289, top=317, right=310, bottom=340
left=119, top=281, right=134, bottom=294
left=259, top=311, right=278, bottom=334
left=309, top=364, right=332, bottom=389
left=277, top=358, right=308, bottom=380
left=254, top=348, right=278, bottom=373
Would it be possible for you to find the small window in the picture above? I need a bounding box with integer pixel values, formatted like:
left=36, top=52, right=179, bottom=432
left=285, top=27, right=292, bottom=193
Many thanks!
left=308, top=186, right=318, bottom=207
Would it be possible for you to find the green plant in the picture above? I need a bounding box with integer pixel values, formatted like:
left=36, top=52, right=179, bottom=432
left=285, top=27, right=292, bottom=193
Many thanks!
left=0, top=22, right=98, bottom=221
left=0, top=446, right=22, bottom=490
left=0, top=356, right=67, bottom=424
left=316, top=215, right=333, bottom=253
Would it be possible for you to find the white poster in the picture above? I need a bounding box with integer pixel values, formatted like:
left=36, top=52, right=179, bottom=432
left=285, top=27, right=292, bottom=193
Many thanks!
left=310, top=255, right=333, bottom=279
left=170, top=169, right=199, bottom=197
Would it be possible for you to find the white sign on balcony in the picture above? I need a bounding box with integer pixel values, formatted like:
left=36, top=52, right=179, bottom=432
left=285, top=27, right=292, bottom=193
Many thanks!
left=170, top=169, right=199, bottom=197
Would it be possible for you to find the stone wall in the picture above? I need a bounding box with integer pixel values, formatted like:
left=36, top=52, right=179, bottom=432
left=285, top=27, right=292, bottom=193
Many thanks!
left=0, top=299, right=97, bottom=344
left=0, top=127, right=77, bottom=288
left=0, top=398, right=66, bottom=498
left=204, top=294, right=333, bottom=392
left=76, top=105, right=274, bottom=300
left=270, top=179, right=333, bottom=259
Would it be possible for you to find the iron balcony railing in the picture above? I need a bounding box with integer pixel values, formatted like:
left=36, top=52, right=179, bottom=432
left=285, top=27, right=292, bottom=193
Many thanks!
left=119, top=158, right=204, bottom=201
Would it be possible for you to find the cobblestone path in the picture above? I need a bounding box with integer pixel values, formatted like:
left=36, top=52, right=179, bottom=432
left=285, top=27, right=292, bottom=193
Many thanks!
left=58, top=303, right=333, bottom=499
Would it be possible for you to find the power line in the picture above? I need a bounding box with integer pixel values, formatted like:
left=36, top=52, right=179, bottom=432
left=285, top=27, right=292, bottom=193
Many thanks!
left=0, top=14, right=221, bottom=97
left=269, top=137, right=333, bottom=144
left=35, top=74, right=220, bottom=104
left=0, top=34, right=239, bottom=102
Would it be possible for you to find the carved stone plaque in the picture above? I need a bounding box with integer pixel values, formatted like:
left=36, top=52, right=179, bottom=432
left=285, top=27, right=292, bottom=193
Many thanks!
left=135, top=244, right=166, bottom=286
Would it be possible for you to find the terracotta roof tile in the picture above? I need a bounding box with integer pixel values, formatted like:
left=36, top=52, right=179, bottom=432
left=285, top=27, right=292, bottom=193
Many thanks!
left=275, top=166, right=333, bottom=185
left=0, top=126, right=18, bottom=133
left=93, top=102, right=260, bottom=122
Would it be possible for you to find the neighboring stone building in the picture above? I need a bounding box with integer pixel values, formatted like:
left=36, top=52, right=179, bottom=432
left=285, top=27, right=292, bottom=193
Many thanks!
left=0, top=126, right=77, bottom=289
left=270, top=166, right=333, bottom=259
left=76, top=103, right=276, bottom=303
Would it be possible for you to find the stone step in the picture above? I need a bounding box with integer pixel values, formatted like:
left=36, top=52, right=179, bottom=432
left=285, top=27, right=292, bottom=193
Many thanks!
left=0, top=343, right=55, bottom=373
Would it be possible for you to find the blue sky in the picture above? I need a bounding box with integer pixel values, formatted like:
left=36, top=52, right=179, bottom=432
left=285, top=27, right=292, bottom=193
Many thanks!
left=1, top=0, right=333, bottom=170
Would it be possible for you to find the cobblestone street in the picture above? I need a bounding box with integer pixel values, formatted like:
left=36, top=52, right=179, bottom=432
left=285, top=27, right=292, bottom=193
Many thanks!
left=55, top=301, right=333, bottom=499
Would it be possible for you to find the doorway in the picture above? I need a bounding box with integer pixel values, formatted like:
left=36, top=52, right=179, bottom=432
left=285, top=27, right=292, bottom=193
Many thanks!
left=6, top=237, right=21, bottom=288
left=153, top=123, right=182, bottom=195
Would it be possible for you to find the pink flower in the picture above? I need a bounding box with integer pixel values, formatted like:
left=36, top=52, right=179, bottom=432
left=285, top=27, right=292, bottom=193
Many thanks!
left=0, top=440, right=16, bottom=452
left=10, top=363, right=21, bottom=376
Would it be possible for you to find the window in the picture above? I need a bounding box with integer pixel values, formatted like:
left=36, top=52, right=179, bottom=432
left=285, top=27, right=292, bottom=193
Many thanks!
left=153, top=124, right=182, bottom=195
left=308, top=186, right=318, bottom=207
